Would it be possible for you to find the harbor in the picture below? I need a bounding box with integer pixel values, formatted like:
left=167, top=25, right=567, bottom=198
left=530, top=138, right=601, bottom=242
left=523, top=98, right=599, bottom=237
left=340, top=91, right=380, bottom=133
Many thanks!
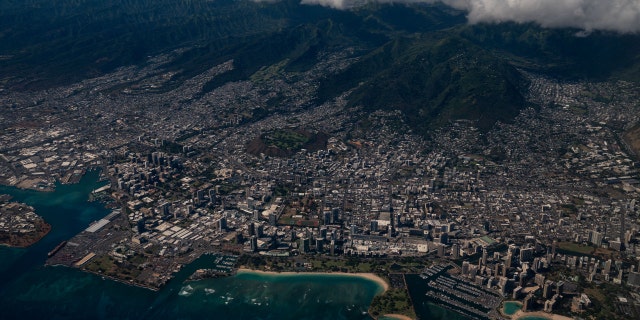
left=186, top=254, right=238, bottom=281
left=406, top=264, right=503, bottom=320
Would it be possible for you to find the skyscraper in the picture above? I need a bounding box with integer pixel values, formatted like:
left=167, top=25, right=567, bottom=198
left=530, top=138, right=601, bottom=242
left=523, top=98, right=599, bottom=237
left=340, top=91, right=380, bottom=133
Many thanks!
left=209, top=189, right=216, bottom=204
left=452, top=244, right=460, bottom=260
left=250, top=236, right=258, bottom=252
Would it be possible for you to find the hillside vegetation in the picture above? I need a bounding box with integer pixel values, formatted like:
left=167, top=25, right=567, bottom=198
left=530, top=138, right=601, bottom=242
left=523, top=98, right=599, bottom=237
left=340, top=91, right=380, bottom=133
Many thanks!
left=2, top=0, right=639, bottom=133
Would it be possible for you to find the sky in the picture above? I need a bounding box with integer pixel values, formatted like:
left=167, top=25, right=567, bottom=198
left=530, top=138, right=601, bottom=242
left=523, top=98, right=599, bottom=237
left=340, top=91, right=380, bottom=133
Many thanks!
left=298, top=0, right=640, bottom=33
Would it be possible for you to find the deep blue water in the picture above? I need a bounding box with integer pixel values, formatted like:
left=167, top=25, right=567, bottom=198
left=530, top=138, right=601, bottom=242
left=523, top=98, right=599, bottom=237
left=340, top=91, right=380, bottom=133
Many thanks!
left=0, top=171, right=384, bottom=320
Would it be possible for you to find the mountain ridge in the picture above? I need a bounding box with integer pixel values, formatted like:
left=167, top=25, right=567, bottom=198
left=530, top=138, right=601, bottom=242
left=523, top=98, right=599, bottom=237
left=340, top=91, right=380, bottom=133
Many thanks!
left=1, top=1, right=639, bottom=134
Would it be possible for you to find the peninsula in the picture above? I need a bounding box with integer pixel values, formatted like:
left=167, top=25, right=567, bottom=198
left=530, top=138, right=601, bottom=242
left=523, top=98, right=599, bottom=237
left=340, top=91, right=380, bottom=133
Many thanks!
left=0, top=196, right=51, bottom=248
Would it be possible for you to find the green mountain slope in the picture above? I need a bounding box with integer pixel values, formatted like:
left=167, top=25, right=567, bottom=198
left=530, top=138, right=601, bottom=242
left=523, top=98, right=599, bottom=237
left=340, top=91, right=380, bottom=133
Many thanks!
left=1, top=1, right=639, bottom=134
left=458, top=23, right=640, bottom=82
left=317, top=35, right=527, bottom=132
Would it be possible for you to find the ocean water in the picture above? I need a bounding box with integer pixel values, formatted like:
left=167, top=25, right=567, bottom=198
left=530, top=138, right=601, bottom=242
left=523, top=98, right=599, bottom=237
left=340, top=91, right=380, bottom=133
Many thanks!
left=0, top=171, right=384, bottom=320
left=0, top=170, right=111, bottom=287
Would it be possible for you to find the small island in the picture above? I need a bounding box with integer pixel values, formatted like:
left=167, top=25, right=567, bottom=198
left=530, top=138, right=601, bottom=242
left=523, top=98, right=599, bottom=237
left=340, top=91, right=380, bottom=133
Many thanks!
left=0, top=195, right=51, bottom=247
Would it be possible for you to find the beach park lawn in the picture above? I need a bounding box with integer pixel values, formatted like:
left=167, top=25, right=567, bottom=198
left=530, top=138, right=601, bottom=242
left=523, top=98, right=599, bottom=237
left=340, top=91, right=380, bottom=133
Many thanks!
left=369, top=288, right=416, bottom=319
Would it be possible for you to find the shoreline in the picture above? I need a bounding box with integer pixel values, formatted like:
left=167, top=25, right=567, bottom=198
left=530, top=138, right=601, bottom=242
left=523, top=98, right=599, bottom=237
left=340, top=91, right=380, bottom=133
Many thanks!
left=1, top=180, right=55, bottom=192
left=0, top=167, right=101, bottom=193
left=499, top=300, right=523, bottom=318
left=79, top=267, right=161, bottom=292
left=236, top=268, right=389, bottom=292
left=381, top=313, right=413, bottom=320
left=512, top=309, right=573, bottom=320
left=0, top=222, right=52, bottom=248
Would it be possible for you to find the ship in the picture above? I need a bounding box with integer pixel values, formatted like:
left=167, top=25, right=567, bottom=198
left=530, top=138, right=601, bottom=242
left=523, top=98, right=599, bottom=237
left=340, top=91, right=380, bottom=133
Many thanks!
left=47, top=241, right=67, bottom=257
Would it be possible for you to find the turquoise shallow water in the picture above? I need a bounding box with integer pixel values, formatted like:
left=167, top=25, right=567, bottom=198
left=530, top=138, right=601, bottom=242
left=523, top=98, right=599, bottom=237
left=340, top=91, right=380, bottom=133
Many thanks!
left=504, top=301, right=522, bottom=315
left=0, top=170, right=110, bottom=287
left=0, top=172, right=383, bottom=320
left=0, top=171, right=470, bottom=320
left=0, top=261, right=383, bottom=320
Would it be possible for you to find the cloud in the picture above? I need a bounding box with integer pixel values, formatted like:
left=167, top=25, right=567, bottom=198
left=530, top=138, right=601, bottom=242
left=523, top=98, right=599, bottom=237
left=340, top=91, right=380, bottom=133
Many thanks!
left=300, top=0, right=347, bottom=9
left=299, top=0, right=640, bottom=34
left=456, top=0, right=640, bottom=33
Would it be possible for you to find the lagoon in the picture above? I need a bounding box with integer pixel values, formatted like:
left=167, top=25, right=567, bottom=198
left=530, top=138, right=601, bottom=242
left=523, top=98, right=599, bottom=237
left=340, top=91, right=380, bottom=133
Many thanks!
left=504, top=301, right=522, bottom=315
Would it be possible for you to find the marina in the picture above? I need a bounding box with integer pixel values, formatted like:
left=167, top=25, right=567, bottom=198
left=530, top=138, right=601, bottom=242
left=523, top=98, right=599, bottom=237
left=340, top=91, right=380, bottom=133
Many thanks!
left=407, top=264, right=502, bottom=320
left=186, top=254, right=238, bottom=281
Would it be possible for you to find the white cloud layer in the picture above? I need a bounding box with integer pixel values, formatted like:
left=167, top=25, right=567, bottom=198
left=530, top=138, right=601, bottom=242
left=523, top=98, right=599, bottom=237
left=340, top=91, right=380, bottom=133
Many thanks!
left=298, top=0, right=640, bottom=33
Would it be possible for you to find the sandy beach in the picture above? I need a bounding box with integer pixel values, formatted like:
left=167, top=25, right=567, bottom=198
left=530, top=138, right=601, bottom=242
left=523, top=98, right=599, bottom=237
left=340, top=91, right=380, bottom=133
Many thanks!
left=236, top=268, right=389, bottom=292
left=512, top=310, right=572, bottom=320
left=380, top=313, right=414, bottom=320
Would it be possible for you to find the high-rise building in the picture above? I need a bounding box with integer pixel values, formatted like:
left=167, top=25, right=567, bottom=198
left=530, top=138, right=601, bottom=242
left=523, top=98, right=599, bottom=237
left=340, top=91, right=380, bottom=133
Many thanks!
left=610, top=240, right=623, bottom=251
left=161, top=202, right=171, bottom=216
left=483, top=220, right=491, bottom=232
left=235, top=233, right=243, bottom=244
left=152, top=152, right=159, bottom=166
left=250, top=236, right=258, bottom=252
left=209, top=189, right=216, bottom=204
left=556, top=281, right=564, bottom=295
left=257, top=224, right=264, bottom=238
left=621, top=205, right=626, bottom=248
left=532, top=257, right=541, bottom=272
left=452, top=244, right=460, bottom=260
left=332, top=208, right=340, bottom=224
left=499, top=277, right=509, bottom=295
left=604, top=259, right=612, bottom=275
left=520, top=248, right=534, bottom=262
left=588, top=230, right=603, bottom=246
left=319, top=226, right=327, bottom=239
left=462, top=261, right=470, bottom=275
left=323, top=211, right=332, bottom=225
left=370, top=220, right=378, bottom=232
left=218, top=217, right=227, bottom=231
left=519, top=272, right=526, bottom=287
left=513, top=286, right=523, bottom=299
left=523, top=293, right=534, bottom=312
left=544, top=299, right=556, bottom=313
left=437, top=244, right=445, bottom=257
left=440, top=233, right=449, bottom=244
left=543, top=280, right=554, bottom=298
left=301, top=238, right=310, bottom=254
left=315, top=238, right=324, bottom=252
